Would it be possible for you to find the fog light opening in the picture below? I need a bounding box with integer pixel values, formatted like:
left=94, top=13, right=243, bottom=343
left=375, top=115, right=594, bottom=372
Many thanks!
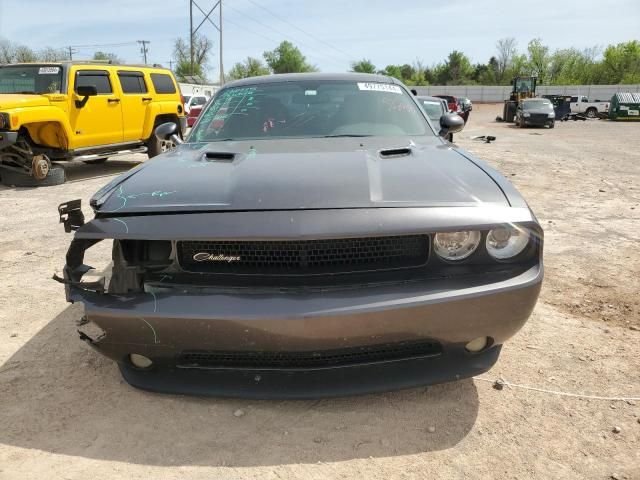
left=465, top=336, right=489, bottom=353
left=129, top=353, right=153, bottom=369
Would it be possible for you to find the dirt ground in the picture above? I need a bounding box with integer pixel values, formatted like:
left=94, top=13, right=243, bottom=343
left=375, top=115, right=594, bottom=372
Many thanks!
left=0, top=104, right=638, bottom=480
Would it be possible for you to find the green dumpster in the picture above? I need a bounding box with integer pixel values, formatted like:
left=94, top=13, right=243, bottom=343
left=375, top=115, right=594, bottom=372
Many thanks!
left=609, top=93, right=640, bottom=121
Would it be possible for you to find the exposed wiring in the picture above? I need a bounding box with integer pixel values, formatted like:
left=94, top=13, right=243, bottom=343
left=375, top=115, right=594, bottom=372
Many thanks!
left=475, top=376, right=640, bottom=402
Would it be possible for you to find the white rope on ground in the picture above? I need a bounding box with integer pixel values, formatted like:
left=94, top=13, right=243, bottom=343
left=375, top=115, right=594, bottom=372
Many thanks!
left=474, top=376, right=640, bottom=402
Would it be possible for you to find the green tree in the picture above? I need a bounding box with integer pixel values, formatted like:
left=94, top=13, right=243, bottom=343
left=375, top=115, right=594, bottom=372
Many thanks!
left=92, top=51, right=123, bottom=64
left=407, top=60, right=430, bottom=86
left=172, top=34, right=213, bottom=82
left=505, top=53, right=529, bottom=80
left=437, top=50, right=474, bottom=84
left=350, top=58, right=376, bottom=73
left=174, top=60, right=205, bottom=82
left=599, top=40, right=640, bottom=84
left=527, top=38, right=550, bottom=83
left=548, top=48, right=597, bottom=84
left=263, top=41, right=317, bottom=74
left=495, top=38, right=517, bottom=84
left=37, top=47, right=68, bottom=62
left=473, top=57, right=499, bottom=85
left=226, top=56, right=270, bottom=81
left=14, top=45, right=37, bottom=63
left=378, top=64, right=403, bottom=79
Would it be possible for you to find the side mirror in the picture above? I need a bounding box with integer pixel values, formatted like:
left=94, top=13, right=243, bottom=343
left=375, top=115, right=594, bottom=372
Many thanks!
left=74, top=85, right=98, bottom=108
left=410, top=89, right=418, bottom=96
left=154, top=122, right=183, bottom=146
left=439, top=113, right=464, bottom=138
left=77, top=85, right=97, bottom=97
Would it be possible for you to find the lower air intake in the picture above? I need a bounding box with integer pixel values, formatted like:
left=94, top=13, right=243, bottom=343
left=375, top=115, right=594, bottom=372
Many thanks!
left=178, top=340, right=442, bottom=370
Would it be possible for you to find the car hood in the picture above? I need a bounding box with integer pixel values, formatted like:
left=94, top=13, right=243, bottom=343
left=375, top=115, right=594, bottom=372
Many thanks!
left=96, top=137, right=508, bottom=214
left=524, top=107, right=554, bottom=115
left=0, top=94, right=51, bottom=109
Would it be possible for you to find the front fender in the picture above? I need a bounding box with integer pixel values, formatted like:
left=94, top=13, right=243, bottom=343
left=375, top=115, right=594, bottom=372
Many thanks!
left=11, top=106, right=73, bottom=149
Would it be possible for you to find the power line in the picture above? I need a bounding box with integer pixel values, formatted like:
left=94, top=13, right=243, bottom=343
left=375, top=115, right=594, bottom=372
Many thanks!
left=225, top=2, right=345, bottom=67
left=227, top=2, right=342, bottom=69
left=68, top=41, right=138, bottom=49
left=244, top=0, right=354, bottom=61
left=223, top=15, right=342, bottom=70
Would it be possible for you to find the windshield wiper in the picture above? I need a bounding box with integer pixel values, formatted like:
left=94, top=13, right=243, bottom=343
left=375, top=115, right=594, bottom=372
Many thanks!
left=320, top=134, right=372, bottom=138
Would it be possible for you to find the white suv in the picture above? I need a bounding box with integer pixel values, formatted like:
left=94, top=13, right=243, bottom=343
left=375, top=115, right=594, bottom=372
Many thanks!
left=184, top=95, right=208, bottom=113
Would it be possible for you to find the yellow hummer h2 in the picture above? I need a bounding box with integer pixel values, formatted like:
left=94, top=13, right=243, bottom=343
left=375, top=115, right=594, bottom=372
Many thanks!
left=0, top=62, right=186, bottom=186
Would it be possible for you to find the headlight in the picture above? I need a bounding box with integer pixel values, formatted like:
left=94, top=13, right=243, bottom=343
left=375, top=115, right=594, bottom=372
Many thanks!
left=548, top=113, right=555, bottom=118
left=486, top=226, right=530, bottom=260
left=523, top=112, right=531, bottom=117
left=433, top=231, right=481, bottom=261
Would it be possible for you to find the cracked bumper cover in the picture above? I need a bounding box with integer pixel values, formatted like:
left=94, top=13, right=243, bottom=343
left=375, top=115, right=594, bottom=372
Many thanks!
left=68, top=264, right=542, bottom=398
left=63, top=208, right=542, bottom=398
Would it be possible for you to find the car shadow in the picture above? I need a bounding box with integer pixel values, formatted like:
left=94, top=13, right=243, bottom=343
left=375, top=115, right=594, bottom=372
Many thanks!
left=0, top=158, right=143, bottom=191
left=0, top=305, right=480, bottom=467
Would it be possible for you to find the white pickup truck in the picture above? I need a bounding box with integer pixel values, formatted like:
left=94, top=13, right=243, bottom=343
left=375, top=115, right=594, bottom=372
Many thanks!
left=570, top=96, right=610, bottom=118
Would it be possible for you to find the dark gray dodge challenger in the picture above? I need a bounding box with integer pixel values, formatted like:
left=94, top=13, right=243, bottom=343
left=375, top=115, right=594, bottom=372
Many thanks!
left=58, top=73, right=543, bottom=398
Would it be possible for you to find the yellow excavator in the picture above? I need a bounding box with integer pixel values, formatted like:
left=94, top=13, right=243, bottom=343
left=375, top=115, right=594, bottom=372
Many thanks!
left=502, top=76, right=537, bottom=122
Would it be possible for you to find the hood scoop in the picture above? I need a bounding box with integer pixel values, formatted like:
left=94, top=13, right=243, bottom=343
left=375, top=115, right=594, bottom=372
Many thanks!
left=379, top=147, right=412, bottom=158
left=204, top=151, right=236, bottom=162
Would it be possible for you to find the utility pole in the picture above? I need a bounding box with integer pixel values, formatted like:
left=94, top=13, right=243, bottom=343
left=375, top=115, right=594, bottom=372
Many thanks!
left=138, top=40, right=150, bottom=65
left=190, top=1, right=194, bottom=75
left=189, top=0, right=224, bottom=85
left=67, top=46, right=77, bottom=60
left=219, top=0, right=223, bottom=85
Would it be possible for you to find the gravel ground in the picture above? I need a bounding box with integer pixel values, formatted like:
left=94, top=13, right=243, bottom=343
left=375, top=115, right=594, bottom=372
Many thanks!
left=0, top=104, right=638, bottom=480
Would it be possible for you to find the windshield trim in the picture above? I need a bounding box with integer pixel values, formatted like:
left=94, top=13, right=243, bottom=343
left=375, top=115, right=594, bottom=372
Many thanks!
left=0, top=64, right=68, bottom=95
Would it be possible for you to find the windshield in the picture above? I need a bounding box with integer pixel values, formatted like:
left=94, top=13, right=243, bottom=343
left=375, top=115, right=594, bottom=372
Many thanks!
left=183, top=95, right=192, bottom=103
left=420, top=100, right=444, bottom=121
left=523, top=100, right=553, bottom=111
left=516, top=79, right=534, bottom=93
left=0, top=65, right=63, bottom=94
left=190, top=80, right=430, bottom=142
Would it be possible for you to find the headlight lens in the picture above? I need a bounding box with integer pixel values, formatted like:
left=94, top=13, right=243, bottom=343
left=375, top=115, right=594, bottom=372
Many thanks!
left=548, top=113, right=555, bottom=118
left=486, top=226, right=530, bottom=260
left=433, top=231, right=481, bottom=261
left=523, top=112, right=531, bottom=117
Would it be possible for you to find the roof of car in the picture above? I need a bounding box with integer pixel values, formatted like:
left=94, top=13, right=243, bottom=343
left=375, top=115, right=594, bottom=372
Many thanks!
left=224, top=72, right=399, bottom=88
left=416, top=96, right=445, bottom=103
left=2, top=62, right=171, bottom=71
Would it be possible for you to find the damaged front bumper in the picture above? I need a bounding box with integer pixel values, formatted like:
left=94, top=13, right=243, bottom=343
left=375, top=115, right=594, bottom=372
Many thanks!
left=59, top=205, right=543, bottom=399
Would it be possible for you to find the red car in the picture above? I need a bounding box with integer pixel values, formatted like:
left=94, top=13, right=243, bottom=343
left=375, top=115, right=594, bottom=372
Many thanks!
left=434, top=95, right=461, bottom=114
left=187, top=104, right=203, bottom=127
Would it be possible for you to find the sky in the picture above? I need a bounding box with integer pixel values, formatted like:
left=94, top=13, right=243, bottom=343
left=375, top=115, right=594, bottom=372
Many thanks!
left=1, top=0, right=639, bottom=83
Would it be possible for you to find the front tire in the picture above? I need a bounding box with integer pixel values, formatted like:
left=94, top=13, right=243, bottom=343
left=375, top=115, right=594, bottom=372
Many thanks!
left=548, top=121, right=555, bottom=129
left=0, top=166, right=66, bottom=187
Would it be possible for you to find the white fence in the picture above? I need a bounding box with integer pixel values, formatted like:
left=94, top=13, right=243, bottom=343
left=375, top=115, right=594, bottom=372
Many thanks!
left=413, top=84, right=640, bottom=103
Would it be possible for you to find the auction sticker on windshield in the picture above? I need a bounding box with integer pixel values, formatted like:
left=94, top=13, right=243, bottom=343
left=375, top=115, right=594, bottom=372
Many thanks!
left=357, top=82, right=402, bottom=94
left=38, top=67, right=60, bottom=74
